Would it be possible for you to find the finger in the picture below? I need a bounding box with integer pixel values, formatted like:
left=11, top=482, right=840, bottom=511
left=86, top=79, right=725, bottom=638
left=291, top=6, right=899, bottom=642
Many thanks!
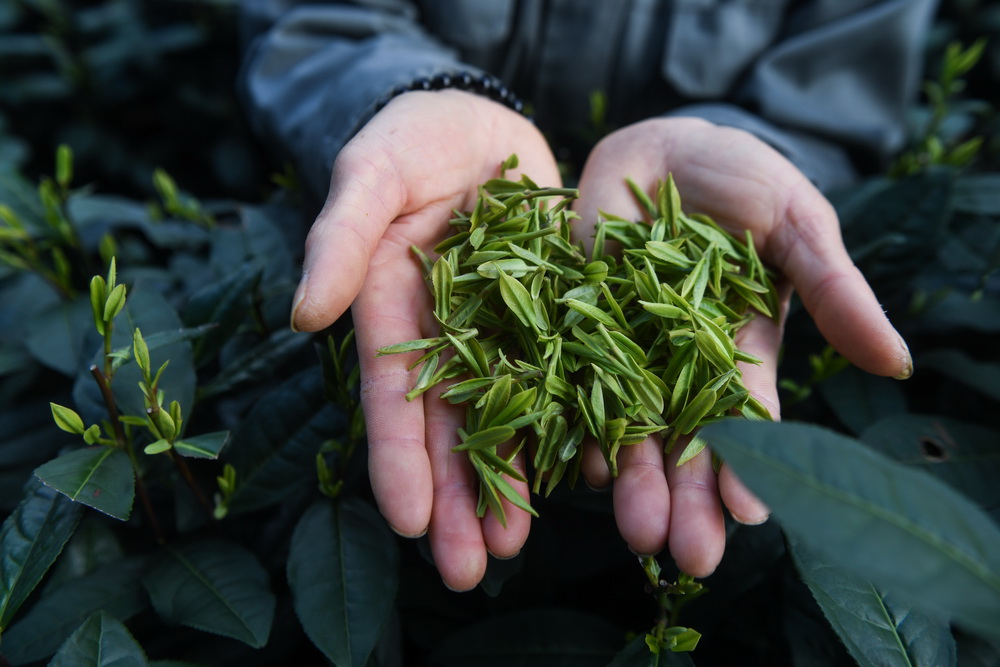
left=291, top=137, right=409, bottom=332
left=772, top=185, right=912, bottom=379
left=573, top=154, right=649, bottom=250
left=481, top=442, right=533, bottom=559
left=425, top=383, right=488, bottom=591
left=716, top=291, right=789, bottom=524
left=612, top=436, right=670, bottom=556
left=580, top=436, right=612, bottom=490
left=352, top=242, right=435, bottom=539
left=665, top=445, right=725, bottom=578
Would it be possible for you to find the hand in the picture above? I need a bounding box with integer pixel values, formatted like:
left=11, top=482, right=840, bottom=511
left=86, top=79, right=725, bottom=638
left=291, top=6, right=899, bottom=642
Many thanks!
left=572, top=117, right=912, bottom=577
left=290, top=90, right=561, bottom=591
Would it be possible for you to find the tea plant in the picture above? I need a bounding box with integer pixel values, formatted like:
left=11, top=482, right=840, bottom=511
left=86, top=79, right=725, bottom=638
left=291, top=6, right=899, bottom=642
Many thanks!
left=0, top=1, right=999, bottom=664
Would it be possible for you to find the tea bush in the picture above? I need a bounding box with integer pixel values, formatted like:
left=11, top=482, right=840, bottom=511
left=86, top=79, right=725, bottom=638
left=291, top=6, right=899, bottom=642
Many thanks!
left=1, top=2, right=998, bottom=666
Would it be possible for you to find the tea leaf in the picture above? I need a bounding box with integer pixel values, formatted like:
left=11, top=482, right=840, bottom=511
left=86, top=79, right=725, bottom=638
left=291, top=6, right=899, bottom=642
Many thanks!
left=144, top=539, right=275, bottom=648
left=48, top=611, right=149, bottom=667
left=287, top=499, right=398, bottom=666
left=50, top=403, right=85, bottom=435
left=645, top=240, right=693, bottom=267
left=565, top=298, right=618, bottom=329
left=454, top=425, right=516, bottom=452
left=490, top=470, right=538, bottom=518
left=173, top=431, right=229, bottom=459
left=788, top=535, right=957, bottom=667
left=640, top=301, right=685, bottom=320
left=498, top=270, right=540, bottom=331
left=676, top=434, right=708, bottom=467
left=376, top=337, right=444, bottom=356
left=704, top=419, right=1000, bottom=642
left=0, top=480, right=83, bottom=632
left=34, top=448, right=135, bottom=521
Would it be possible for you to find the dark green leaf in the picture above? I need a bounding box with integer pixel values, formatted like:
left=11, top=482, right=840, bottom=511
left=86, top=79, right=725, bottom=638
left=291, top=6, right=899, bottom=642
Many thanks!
left=703, top=419, right=1000, bottom=642
left=818, top=366, right=908, bottom=435
left=34, top=447, right=134, bottom=520
left=196, top=328, right=312, bottom=400
left=25, top=297, right=93, bottom=377
left=209, top=205, right=295, bottom=287
left=226, top=368, right=343, bottom=514
left=287, top=499, right=399, bottom=667
left=789, top=535, right=956, bottom=667
left=860, top=414, right=1000, bottom=512
left=429, top=608, right=622, bottom=666
left=143, top=539, right=274, bottom=648
left=836, top=171, right=953, bottom=292
left=182, top=263, right=261, bottom=366
left=172, top=431, right=229, bottom=459
left=953, top=173, right=1000, bottom=214
left=916, top=291, right=1000, bottom=333
left=0, top=479, right=83, bottom=631
left=49, top=610, right=148, bottom=667
left=3, top=558, right=147, bottom=665
left=918, top=349, right=1000, bottom=401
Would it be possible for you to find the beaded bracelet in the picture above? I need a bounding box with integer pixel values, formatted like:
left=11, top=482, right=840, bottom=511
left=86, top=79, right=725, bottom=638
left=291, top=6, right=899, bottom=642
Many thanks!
left=373, top=71, right=529, bottom=118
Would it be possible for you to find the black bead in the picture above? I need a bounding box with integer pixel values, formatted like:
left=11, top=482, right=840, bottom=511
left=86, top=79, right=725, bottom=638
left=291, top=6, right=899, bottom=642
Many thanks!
left=475, top=75, right=494, bottom=95
left=430, top=72, right=451, bottom=89
left=376, top=71, right=530, bottom=122
left=410, top=77, right=432, bottom=91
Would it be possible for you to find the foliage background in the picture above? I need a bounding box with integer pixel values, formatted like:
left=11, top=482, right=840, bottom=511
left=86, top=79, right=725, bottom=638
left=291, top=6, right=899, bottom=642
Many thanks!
left=1, top=1, right=999, bottom=666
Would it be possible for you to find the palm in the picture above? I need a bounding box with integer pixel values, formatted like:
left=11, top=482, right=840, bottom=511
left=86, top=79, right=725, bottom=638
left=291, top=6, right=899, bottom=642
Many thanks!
left=572, top=117, right=910, bottom=576
left=291, top=90, right=560, bottom=591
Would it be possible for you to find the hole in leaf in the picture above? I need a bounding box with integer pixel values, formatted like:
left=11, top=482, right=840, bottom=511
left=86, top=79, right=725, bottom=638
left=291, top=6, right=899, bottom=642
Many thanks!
left=919, top=437, right=948, bottom=462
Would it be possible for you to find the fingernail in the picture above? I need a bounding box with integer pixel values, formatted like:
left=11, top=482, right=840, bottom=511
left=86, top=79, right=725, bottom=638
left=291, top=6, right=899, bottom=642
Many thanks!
left=626, top=544, right=659, bottom=559
left=289, top=274, right=308, bottom=333
left=734, top=512, right=770, bottom=526
left=442, top=580, right=476, bottom=593
left=487, top=548, right=521, bottom=561
left=388, top=523, right=428, bottom=539
left=893, top=335, right=913, bottom=380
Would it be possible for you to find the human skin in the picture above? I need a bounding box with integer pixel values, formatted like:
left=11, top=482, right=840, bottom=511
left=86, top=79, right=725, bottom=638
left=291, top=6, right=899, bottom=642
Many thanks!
left=290, top=92, right=912, bottom=590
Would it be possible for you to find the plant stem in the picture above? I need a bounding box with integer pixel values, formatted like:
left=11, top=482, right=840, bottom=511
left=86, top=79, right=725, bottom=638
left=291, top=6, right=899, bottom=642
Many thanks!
left=91, top=364, right=125, bottom=446
left=91, top=364, right=165, bottom=543
left=169, top=450, right=215, bottom=520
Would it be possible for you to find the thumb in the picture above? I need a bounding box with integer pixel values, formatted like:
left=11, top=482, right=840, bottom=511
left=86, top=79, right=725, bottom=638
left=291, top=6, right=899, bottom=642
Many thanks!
left=291, top=141, right=405, bottom=332
left=775, top=188, right=912, bottom=379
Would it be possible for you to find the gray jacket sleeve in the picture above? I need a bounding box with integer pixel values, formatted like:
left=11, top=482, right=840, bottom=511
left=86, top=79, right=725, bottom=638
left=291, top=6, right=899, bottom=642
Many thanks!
left=239, top=0, right=486, bottom=197
left=239, top=0, right=939, bottom=197
left=662, top=0, right=938, bottom=190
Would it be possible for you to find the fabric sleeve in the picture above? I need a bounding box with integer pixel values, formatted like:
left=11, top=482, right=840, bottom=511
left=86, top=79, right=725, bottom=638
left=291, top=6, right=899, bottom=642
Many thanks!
left=238, top=0, right=484, bottom=197
left=662, top=0, right=939, bottom=191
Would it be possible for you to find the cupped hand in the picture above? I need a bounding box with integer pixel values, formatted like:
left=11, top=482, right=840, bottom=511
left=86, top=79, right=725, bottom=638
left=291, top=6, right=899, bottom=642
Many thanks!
left=573, top=116, right=912, bottom=577
left=290, top=90, right=561, bottom=591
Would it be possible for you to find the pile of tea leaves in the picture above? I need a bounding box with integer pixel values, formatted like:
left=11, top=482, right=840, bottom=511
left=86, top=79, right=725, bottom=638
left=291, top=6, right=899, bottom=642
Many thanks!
left=378, top=156, right=779, bottom=525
